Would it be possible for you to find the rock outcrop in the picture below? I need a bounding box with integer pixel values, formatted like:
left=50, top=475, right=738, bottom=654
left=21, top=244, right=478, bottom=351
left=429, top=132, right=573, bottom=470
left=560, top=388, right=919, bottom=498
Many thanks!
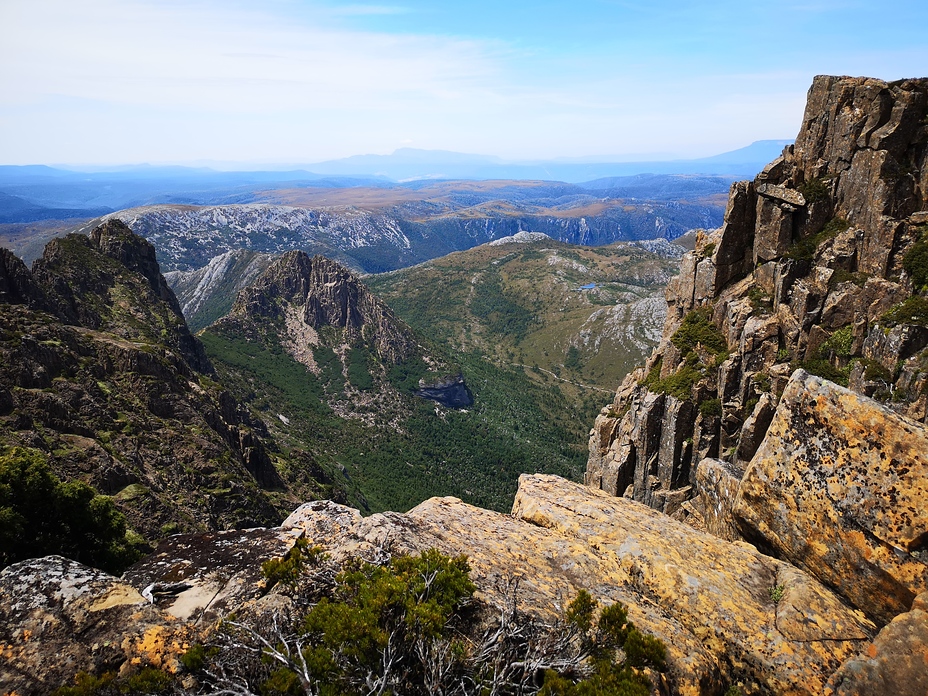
left=0, top=475, right=878, bottom=696
left=0, top=556, right=193, bottom=694
left=0, top=222, right=332, bottom=542
left=825, top=591, right=928, bottom=696
left=587, top=75, right=928, bottom=528
left=733, top=370, right=928, bottom=625
left=225, top=251, right=419, bottom=365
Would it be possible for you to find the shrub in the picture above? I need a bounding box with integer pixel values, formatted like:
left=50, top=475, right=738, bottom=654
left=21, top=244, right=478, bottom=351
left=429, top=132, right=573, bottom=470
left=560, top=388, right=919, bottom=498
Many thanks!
left=862, top=359, right=892, bottom=383
left=881, top=296, right=928, bottom=328
left=671, top=309, right=728, bottom=356
left=822, top=326, right=854, bottom=357
left=539, top=591, right=666, bottom=696
left=903, top=226, right=928, bottom=289
left=0, top=447, right=140, bottom=574
left=786, top=217, right=849, bottom=262
left=699, top=398, right=722, bottom=418
left=798, top=177, right=830, bottom=203
left=799, top=357, right=851, bottom=387
left=262, top=538, right=324, bottom=587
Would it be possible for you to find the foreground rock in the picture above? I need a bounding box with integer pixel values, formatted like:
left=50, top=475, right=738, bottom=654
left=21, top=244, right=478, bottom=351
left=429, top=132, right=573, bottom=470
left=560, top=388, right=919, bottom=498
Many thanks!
left=734, top=370, right=928, bottom=626
left=825, top=591, right=928, bottom=696
left=280, top=476, right=873, bottom=695
left=0, top=556, right=192, bottom=694
left=1, top=475, right=877, bottom=695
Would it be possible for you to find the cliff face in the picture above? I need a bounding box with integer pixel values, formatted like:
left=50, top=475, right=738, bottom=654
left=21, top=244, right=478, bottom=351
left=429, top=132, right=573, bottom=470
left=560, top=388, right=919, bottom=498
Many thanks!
left=0, top=221, right=303, bottom=540
left=586, top=76, right=928, bottom=518
left=225, top=251, right=420, bottom=366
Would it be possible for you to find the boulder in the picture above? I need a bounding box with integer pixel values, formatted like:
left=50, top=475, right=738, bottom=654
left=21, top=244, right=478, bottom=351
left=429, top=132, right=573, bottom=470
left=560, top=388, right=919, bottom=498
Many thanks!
left=693, top=458, right=744, bottom=541
left=825, top=591, right=928, bottom=696
left=734, top=370, right=928, bottom=625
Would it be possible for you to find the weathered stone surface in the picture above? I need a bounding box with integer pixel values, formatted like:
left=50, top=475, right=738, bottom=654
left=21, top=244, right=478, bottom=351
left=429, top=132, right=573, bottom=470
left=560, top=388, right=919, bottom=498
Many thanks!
left=712, top=181, right=756, bottom=291
left=276, top=476, right=876, bottom=695
left=825, top=591, right=928, bottom=696
left=122, top=528, right=299, bottom=623
left=753, top=196, right=795, bottom=263
left=756, top=183, right=806, bottom=208
left=734, top=370, right=928, bottom=625
left=693, top=458, right=744, bottom=541
left=735, top=392, right=776, bottom=464
left=511, top=475, right=874, bottom=695
left=0, top=556, right=193, bottom=696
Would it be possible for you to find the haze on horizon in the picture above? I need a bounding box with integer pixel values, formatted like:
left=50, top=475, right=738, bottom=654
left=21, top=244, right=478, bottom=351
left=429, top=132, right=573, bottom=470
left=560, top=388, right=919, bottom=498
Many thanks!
left=1, top=0, right=926, bottom=168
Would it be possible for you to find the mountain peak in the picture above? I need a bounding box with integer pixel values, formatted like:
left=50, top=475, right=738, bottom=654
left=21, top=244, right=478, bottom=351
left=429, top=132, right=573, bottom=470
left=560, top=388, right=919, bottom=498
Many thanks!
left=229, top=251, right=419, bottom=365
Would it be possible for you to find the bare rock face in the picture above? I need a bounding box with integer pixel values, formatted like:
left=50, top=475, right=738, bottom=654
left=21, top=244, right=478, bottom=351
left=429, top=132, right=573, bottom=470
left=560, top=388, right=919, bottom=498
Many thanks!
left=690, top=458, right=744, bottom=541
left=227, top=251, right=418, bottom=364
left=734, top=370, right=928, bottom=626
left=0, top=556, right=193, bottom=696
left=825, top=591, right=928, bottom=696
left=587, top=74, right=928, bottom=531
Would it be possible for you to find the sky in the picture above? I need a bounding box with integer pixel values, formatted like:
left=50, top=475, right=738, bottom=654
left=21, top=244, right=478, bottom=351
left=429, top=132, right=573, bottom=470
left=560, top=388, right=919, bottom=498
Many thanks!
left=0, top=0, right=926, bottom=167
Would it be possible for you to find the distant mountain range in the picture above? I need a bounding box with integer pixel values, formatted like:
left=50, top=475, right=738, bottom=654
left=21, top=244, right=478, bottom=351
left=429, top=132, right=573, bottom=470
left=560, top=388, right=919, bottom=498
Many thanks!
left=301, top=140, right=794, bottom=182
left=0, top=140, right=791, bottom=222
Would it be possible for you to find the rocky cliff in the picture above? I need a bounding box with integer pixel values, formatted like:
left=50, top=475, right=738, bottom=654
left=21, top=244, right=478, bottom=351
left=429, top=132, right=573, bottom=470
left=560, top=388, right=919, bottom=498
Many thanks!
left=0, top=221, right=333, bottom=543
left=587, top=76, right=928, bottom=520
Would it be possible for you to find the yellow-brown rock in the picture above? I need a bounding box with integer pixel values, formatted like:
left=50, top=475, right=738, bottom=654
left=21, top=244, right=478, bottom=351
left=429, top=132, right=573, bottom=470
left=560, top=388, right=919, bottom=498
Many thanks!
left=284, top=475, right=874, bottom=695
left=0, top=556, right=193, bottom=696
left=733, top=369, right=928, bottom=626
left=825, top=591, right=928, bottom=696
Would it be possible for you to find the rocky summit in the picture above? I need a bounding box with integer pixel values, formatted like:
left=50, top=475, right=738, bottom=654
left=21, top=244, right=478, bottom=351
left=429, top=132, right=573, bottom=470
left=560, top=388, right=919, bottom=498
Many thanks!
left=2, top=75, right=928, bottom=695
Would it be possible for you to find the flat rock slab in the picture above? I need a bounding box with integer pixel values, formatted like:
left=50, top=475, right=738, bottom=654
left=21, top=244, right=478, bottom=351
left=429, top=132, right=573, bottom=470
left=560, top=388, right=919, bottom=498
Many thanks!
left=734, top=369, right=928, bottom=625
left=123, top=527, right=299, bottom=623
left=285, top=476, right=874, bottom=695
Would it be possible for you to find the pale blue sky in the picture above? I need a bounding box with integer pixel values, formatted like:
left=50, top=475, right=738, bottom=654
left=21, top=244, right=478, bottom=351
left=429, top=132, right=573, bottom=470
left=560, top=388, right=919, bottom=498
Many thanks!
left=1, top=0, right=925, bottom=166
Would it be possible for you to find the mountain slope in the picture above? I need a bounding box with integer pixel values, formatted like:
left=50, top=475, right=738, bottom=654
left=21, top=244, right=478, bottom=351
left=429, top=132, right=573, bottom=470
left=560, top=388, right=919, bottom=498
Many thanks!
left=0, top=222, right=337, bottom=548
left=366, top=235, right=683, bottom=404
left=199, top=252, right=587, bottom=513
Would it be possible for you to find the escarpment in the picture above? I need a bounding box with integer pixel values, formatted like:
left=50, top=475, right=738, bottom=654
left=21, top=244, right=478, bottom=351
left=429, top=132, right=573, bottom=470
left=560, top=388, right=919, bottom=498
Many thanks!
left=587, top=76, right=928, bottom=520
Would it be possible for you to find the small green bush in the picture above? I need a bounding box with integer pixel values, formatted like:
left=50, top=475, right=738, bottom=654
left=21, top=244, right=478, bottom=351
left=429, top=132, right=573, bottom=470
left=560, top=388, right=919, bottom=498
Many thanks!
left=53, top=672, right=116, bottom=696
left=862, top=359, right=893, bottom=383
left=539, top=591, right=666, bottom=696
left=798, top=177, right=830, bottom=203
left=903, top=226, right=928, bottom=289
left=699, top=398, right=722, bottom=418
left=748, top=286, right=772, bottom=314
left=882, top=296, right=928, bottom=328
left=822, top=326, right=854, bottom=357
left=671, top=309, right=728, bottom=356
left=650, top=364, right=702, bottom=401
left=0, top=447, right=140, bottom=573
left=799, top=357, right=851, bottom=387
left=786, top=217, right=849, bottom=262
left=262, top=538, right=323, bottom=587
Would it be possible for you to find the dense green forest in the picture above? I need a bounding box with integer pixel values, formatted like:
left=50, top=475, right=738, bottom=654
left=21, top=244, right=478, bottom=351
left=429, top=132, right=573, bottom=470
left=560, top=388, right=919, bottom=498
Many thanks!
left=200, top=331, right=588, bottom=514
